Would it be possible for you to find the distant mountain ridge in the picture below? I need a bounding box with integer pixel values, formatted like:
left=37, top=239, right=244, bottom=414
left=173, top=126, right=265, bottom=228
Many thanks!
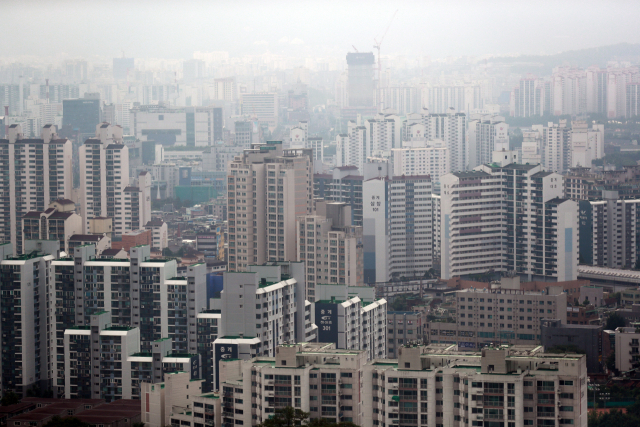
left=490, top=43, right=640, bottom=74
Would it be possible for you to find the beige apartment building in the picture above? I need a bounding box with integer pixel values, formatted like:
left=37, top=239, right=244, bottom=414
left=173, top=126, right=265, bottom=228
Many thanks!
left=227, top=141, right=314, bottom=272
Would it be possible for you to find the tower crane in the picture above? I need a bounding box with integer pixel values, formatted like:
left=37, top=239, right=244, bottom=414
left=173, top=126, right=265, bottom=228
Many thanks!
left=373, top=9, right=398, bottom=112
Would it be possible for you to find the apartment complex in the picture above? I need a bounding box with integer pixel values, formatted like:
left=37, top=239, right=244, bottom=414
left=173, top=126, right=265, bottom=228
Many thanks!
left=404, top=108, right=466, bottom=172
left=0, top=124, right=72, bottom=253
left=509, top=75, right=548, bottom=117
left=226, top=141, right=314, bottom=272
left=64, top=312, right=200, bottom=401
left=297, top=200, right=364, bottom=299
left=467, top=114, right=509, bottom=169
left=335, top=121, right=367, bottom=174
left=429, top=286, right=568, bottom=349
left=362, top=344, right=587, bottom=427
left=564, top=165, right=640, bottom=201
left=441, top=163, right=578, bottom=282
left=208, top=342, right=587, bottom=427
left=218, top=343, right=369, bottom=426
left=130, top=105, right=223, bottom=146
left=390, top=136, right=450, bottom=183
left=363, top=175, right=433, bottom=283
left=212, top=263, right=317, bottom=388
left=313, top=283, right=387, bottom=360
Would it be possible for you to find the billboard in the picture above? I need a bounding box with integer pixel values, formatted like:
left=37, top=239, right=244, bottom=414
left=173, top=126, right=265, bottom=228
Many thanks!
left=315, top=303, right=339, bottom=345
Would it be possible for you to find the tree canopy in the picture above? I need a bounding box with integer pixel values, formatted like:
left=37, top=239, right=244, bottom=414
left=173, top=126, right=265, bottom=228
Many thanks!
left=1, top=391, right=19, bottom=406
left=606, top=313, right=627, bottom=330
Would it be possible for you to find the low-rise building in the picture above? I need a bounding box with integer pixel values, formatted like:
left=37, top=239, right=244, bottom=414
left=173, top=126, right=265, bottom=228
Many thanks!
left=387, top=310, right=428, bottom=358
left=615, top=326, right=640, bottom=372
left=428, top=285, right=568, bottom=350
left=145, top=219, right=168, bottom=250
left=541, top=319, right=602, bottom=373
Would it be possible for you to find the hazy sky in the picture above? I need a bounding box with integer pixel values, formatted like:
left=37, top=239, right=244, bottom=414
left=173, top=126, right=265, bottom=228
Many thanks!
left=5, top=0, right=640, bottom=60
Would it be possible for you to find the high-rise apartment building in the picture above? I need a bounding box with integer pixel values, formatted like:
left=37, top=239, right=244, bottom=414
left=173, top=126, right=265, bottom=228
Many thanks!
left=0, top=241, right=58, bottom=396
left=542, top=121, right=572, bottom=173
left=552, top=67, right=587, bottom=116
left=363, top=175, right=433, bottom=283
left=586, top=66, right=608, bottom=115
left=226, top=141, right=313, bottom=272
left=404, top=108, right=466, bottom=172
left=314, top=166, right=364, bottom=226
left=212, top=263, right=317, bottom=387
left=391, top=134, right=450, bottom=183
left=297, top=201, right=364, bottom=300
left=627, top=82, right=640, bottom=117
left=79, top=123, right=131, bottom=234
left=214, top=77, right=237, bottom=101
left=441, top=163, right=578, bottom=281
left=467, top=114, right=509, bottom=169
left=365, top=112, right=403, bottom=153
left=130, top=105, right=223, bottom=146
left=336, top=121, right=367, bottom=173
left=509, top=75, right=547, bottom=117
left=0, top=124, right=72, bottom=254
left=346, top=52, right=375, bottom=108
left=570, top=121, right=604, bottom=168
left=607, top=66, right=639, bottom=118
left=421, top=84, right=483, bottom=115
left=579, top=197, right=640, bottom=269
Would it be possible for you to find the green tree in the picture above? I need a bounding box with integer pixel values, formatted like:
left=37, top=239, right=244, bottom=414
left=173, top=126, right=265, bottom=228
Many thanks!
left=306, top=420, right=359, bottom=427
left=43, top=417, right=90, bottom=427
left=1, top=391, right=19, bottom=406
left=606, top=313, right=627, bottom=330
left=606, top=351, right=616, bottom=372
left=258, top=407, right=309, bottom=427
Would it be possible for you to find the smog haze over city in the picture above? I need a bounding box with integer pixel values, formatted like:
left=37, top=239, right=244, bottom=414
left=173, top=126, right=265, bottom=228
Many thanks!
left=3, top=1, right=640, bottom=426
left=5, top=0, right=640, bottom=59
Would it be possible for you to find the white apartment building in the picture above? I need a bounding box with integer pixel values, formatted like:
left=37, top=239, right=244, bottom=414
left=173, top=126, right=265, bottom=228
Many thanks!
left=467, top=114, right=509, bottom=169
left=241, top=93, right=278, bottom=129
left=390, top=136, right=450, bottom=183
left=543, top=121, right=572, bottom=173
left=144, top=218, right=168, bottom=250
left=336, top=122, right=367, bottom=174
left=0, top=124, right=72, bottom=253
left=441, top=163, right=578, bottom=281
left=314, top=283, right=387, bottom=359
left=615, top=327, right=640, bottom=372
left=552, top=67, right=587, bottom=116
left=213, top=263, right=317, bottom=388
left=362, top=344, right=587, bottom=427
left=227, top=142, right=313, bottom=272
left=130, top=105, right=223, bottom=146
left=212, top=343, right=587, bottom=427
left=363, top=175, right=433, bottom=283
left=297, top=201, right=364, bottom=301
left=509, top=75, right=548, bottom=117
left=570, top=121, right=605, bottom=168
left=218, top=343, right=369, bottom=426
left=214, top=77, right=238, bottom=101
left=429, top=284, right=568, bottom=349
left=365, top=112, right=403, bottom=153
left=521, top=130, right=543, bottom=165
left=404, top=108, right=467, bottom=172
left=607, top=66, right=639, bottom=118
